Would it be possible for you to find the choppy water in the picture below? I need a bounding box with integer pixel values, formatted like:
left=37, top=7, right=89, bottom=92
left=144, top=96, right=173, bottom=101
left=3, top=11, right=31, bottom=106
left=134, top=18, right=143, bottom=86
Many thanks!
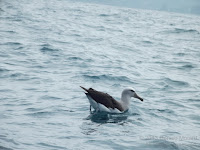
left=1, top=0, right=200, bottom=149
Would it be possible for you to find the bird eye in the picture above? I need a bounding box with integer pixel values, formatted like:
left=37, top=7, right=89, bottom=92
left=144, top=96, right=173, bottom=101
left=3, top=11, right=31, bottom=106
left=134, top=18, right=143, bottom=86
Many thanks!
left=130, top=90, right=135, bottom=92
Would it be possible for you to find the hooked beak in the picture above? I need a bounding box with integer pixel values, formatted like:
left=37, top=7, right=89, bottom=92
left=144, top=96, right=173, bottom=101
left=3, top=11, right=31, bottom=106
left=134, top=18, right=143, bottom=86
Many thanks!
left=134, top=93, right=143, bottom=101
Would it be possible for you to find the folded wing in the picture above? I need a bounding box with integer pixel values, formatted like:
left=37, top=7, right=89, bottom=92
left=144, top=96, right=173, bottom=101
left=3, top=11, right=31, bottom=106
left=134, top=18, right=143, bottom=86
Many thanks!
left=80, top=86, right=123, bottom=111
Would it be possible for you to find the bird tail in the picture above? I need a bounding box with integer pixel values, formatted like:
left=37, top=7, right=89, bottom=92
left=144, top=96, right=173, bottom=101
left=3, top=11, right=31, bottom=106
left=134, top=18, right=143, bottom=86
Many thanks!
left=80, top=86, right=88, bottom=92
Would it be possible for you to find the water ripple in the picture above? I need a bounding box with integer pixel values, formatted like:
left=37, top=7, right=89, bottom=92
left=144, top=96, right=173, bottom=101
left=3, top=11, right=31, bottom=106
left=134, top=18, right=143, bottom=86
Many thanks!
left=1, top=0, right=200, bottom=149
left=174, top=28, right=200, bottom=34
left=83, top=74, right=133, bottom=83
left=164, top=78, right=189, bottom=87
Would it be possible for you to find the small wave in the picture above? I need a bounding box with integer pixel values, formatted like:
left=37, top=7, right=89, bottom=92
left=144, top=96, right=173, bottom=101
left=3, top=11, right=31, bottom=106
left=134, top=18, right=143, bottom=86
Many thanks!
left=99, top=13, right=120, bottom=18
left=40, top=44, right=50, bottom=47
left=0, top=8, right=4, bottom=12
left=144, top=139, right=180, bottom=150
left=175, top=52, right=185, bottom=56
left=0, top=68, right=10, bottom=73
left=5, top=72, right=31, bottom=81
left=83, top=74, right=132, bottom=83
left=176, top=64, right=196, bottom=72
left=187, top=98, right=200, bottom=102
left=111, top=83, right=121, bottom=87
left=164, top=78, right=189, bottom=87
left=3, top=42, right=22, bottom=45
left=25, top=108, right=43, bottom=112
left=40, top=95, right=62, bottom=100
left=188, top=114, right=200, bottom=121
left=99, top=13, right=119, bottom=17
left=148, top=111, right=167, bottom=121
left=178, top=64, right=195, bottom=70
left=0, top=89, right=13, bottom=93
left=183, top=64, right=195, bottom=68
left=69, top=33, right=82, bottom=37
left=15, top=46, right=24, bottom=50
left=40, top=47, right=59, bottom=52
left=26, top=111, right=55, bottom=118
left=166, top=101, right=188, bottom=108
left=0, top=30, right=16, bottom=33
left=167, top=28, right=200, bottom=34
left=10, top=73, right=23, bottom=78
left=71, top=8, right=86, bottom=13
left=40, top=44, right=60, bottom=53
left=142, top=40, right=153, bottom=44
left=38, top=142, right=66, bottom=149
left=67, top=56, right=83, bottom=61
left=0, top=136, right=19, bottom=146
left=0, top=146, right=13, bottom=150
left=174, top=28, right=199, bottom=34
left=169, top=23, right=175, bottom=26
left=149, top=108, right=174, bottom=114
left=99, top=14, right=110, bottom=17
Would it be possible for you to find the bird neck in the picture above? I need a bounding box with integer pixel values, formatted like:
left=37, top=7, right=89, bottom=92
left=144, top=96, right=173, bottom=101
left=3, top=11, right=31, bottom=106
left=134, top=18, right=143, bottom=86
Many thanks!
left=120, top=93, right=131, bottom=110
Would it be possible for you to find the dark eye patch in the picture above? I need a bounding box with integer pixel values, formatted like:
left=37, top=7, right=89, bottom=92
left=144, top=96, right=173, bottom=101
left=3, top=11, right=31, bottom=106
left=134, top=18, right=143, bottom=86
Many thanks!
left=130, top=89, right=135, bottom=92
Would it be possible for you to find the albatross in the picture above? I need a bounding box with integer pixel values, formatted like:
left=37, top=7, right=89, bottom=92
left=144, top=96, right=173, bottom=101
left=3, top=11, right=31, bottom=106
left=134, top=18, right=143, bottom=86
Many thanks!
left=80, top=86, right=143, bottom=113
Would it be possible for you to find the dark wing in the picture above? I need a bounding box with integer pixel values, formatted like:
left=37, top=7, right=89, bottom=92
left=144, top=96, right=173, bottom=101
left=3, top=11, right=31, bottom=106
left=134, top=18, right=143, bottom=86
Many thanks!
left=87, top=88, right=123, bottom=111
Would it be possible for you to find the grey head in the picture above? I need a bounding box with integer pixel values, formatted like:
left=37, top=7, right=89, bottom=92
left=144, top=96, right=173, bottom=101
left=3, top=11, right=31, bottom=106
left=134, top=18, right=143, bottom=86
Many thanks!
left=122, top=87, right=143, bottom=101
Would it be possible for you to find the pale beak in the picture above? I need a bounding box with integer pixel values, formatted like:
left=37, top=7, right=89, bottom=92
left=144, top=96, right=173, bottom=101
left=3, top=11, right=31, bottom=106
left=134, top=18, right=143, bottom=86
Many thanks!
left=134, top=93, right=143, bottom=101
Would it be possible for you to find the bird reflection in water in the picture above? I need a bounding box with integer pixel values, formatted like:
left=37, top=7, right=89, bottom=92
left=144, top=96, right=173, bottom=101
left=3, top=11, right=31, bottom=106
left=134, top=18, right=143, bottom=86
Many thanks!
left=86, top=110, right=129, bottom=124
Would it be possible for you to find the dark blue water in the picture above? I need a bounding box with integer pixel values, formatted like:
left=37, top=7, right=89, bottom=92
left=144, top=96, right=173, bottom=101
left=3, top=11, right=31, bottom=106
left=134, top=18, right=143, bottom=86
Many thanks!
left=0, top=0, right=200, bottom=149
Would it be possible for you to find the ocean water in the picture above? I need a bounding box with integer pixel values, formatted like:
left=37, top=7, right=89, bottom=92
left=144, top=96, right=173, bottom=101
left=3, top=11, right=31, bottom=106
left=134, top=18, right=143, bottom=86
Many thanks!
left=0, top=0, right=200, bottom=149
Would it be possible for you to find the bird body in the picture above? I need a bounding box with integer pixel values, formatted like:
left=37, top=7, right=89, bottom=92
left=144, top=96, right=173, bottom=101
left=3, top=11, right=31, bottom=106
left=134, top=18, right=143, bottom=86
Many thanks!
left=80, top=86, right=143, bottom=113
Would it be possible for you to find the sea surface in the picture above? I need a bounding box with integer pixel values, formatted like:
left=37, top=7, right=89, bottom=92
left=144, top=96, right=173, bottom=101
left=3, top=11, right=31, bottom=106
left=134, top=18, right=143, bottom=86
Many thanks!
left=0, top=0, right=200, bottom=149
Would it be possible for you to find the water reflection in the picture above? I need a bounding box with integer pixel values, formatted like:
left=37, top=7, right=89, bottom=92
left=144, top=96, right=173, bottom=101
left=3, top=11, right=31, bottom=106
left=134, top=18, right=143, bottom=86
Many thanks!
left=86, top=111, right=129, bottom=124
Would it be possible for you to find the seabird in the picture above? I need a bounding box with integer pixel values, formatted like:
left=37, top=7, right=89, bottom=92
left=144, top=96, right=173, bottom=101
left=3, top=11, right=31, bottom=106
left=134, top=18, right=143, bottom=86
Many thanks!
left=80, top=86, right=143, bottom=113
